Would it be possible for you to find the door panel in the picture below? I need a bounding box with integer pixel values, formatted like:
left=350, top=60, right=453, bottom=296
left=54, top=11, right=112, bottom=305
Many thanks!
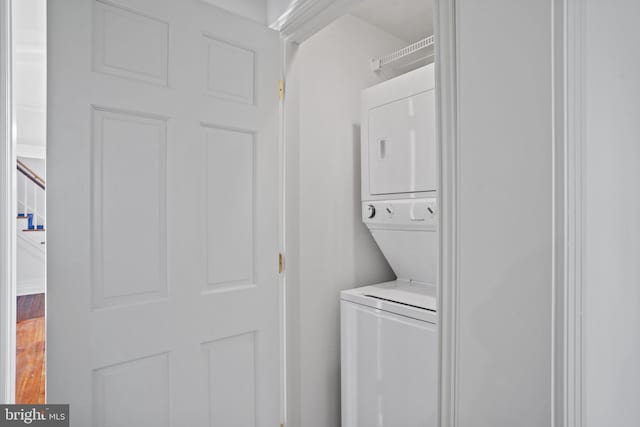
left=203, top=126, right=254, bottom=291
left=48, top=1, right=281, bottom=425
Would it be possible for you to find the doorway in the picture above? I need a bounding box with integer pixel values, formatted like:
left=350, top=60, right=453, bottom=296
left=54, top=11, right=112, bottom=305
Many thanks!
left=281, top=1, right=437, bottom=425
left=13, top=0, right=47, bottom=404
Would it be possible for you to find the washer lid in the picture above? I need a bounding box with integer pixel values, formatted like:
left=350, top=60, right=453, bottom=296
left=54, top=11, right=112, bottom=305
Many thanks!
left=341, top=280, right=437, bottom=323
left=363, top=285, right=436, bottom=311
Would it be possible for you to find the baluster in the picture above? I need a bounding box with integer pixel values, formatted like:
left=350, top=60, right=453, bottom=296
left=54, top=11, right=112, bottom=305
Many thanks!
left=41, top=188, right=44, bottom=229
left=23, top=175, right=27, bottom=216
left=33, top=184, right=37, bottom=229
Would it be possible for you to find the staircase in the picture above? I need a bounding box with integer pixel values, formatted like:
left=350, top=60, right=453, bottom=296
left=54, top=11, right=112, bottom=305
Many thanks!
left=17, top=159, right=45, bottom=247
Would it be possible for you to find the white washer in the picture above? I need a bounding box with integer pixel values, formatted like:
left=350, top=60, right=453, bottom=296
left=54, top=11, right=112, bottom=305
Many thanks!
left=341, top=282, right=437, bottom=427
left=341, top=64, right=438, bottom=426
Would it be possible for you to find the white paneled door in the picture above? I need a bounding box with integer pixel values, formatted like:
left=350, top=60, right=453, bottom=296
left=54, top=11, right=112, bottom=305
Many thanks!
left=47, top=1, right=281, bottom=425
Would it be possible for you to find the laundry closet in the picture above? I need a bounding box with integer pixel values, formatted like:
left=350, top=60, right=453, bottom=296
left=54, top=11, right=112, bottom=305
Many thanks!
left=283, top=1, right=438, bottom=426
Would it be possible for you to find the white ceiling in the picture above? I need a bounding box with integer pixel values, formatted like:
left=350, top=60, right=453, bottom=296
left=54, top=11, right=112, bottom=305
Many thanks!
left=351, top=0, right=433, bottom=44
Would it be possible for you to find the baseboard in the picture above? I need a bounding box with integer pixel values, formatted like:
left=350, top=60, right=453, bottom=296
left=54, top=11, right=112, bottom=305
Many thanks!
left=16, top=282, right=45, bottom=296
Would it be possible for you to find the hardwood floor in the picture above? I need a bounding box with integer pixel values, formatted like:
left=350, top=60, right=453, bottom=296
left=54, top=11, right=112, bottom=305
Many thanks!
left=17, top=293, right=45, bottom=322
left=15, top=293, right=45, bottom=404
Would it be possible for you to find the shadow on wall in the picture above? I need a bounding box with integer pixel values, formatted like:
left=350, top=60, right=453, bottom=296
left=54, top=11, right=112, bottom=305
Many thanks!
left=351, top=123, right=395, bottom=286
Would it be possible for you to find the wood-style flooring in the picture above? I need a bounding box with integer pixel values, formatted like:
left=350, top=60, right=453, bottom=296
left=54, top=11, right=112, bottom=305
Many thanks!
left=15, top=293, right=45, bottom=404
left=17, top=293, right=45, bottom=322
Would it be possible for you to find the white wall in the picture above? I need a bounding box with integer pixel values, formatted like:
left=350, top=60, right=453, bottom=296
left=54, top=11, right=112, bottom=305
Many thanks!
left=454, top=1, right=553, bottom=425
left=285, top=14, right=408, bottom=427
left=13, top=0, right=46, bottom=160
left=201, top=0, right=267, bottom=24
left=584, top=1, right=640, bottom=425
left=16, top=236, right=45, bottom=296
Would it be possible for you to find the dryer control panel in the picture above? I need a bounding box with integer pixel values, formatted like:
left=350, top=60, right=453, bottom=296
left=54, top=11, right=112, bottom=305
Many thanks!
left=363, top=198, right=437, bottom=229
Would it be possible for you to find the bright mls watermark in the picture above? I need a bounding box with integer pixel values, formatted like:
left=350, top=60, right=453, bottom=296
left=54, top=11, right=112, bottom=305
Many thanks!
left=0, top=405, right=68, bottom=426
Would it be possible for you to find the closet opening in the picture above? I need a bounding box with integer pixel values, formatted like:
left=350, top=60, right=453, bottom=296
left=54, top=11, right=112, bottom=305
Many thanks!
left=282, top=1, right=439, bottom=425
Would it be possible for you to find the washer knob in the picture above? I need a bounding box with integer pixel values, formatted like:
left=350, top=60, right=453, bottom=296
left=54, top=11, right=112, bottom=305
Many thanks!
left=367, top=204, right=376, bottom=218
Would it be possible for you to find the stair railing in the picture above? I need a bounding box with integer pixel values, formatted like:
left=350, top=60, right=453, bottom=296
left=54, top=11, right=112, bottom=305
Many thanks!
left=16, top=159, right=45, bottom=231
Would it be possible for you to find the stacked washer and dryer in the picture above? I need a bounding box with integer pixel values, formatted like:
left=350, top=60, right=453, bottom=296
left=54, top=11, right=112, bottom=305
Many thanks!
left=341, top=64, right=438, bottom=427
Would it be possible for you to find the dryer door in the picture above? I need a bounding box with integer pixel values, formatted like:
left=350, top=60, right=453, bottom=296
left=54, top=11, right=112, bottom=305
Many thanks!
left=341, top=300, right=437, bottom=427
left=367, top=90, right=436, bottom=195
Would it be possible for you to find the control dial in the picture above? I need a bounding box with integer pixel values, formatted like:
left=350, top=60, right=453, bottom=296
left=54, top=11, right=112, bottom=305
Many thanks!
left=367, top=204, right=376, bottom=218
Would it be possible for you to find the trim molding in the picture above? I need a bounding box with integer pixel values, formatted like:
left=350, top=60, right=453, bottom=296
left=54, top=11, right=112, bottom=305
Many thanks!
left=272, top=0, right=362, bottom=44
left=435, top=0, right=459, bottom=425
left=269, top=0, right=321, bottom=32
left=16, top=283, right=45, bottom=297
left=561, top=0, right=586, bottom=426
left=0, top=0, right=16, bottom=404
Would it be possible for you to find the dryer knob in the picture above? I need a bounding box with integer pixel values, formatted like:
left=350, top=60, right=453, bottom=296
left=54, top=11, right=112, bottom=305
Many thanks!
left=367, top=204, right=376, bottom=218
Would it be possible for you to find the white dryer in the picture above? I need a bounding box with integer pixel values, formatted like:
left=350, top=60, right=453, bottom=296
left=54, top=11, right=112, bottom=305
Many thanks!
left=341, top=64, right=438, bottom=426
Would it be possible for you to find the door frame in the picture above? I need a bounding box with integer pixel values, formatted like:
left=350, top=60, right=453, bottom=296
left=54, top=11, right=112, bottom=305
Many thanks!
left=276, top=1, right=456, bottom=426
left=436, top=0, right=585, bottom=426
left=0, top=0, right=16, bottom=404
left=557, top=0, right=586, bottom=426
left=434, top=0, right=458, bottom=425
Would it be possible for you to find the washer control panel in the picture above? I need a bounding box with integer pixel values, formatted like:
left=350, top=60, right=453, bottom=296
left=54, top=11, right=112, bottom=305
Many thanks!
left=363, top=198, right=437, bottom=228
